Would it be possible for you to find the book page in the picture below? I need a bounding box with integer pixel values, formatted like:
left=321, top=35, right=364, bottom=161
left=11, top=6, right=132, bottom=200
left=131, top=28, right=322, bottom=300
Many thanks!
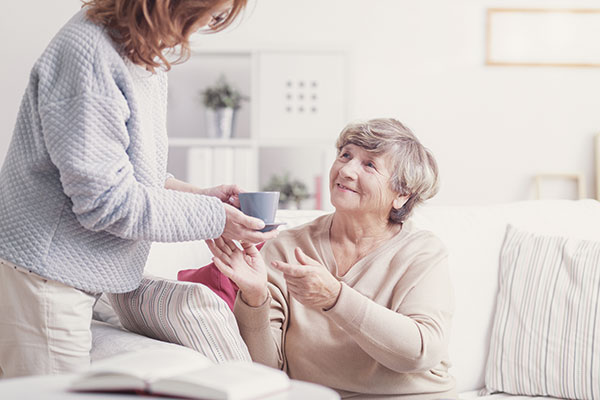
left=152, top=362, right=290, bottom=400
left=76, top=348, right=213, bottom=384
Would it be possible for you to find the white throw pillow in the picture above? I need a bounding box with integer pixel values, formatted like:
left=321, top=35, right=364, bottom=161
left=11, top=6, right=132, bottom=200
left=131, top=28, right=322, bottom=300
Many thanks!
left=108, top=277, right=251, bottom=363
left=484, top=225, right=600, bottom=399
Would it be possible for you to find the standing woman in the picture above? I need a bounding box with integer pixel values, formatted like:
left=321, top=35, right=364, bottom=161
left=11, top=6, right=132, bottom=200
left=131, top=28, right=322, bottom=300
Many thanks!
left=0, top=0, right=271, bottom=378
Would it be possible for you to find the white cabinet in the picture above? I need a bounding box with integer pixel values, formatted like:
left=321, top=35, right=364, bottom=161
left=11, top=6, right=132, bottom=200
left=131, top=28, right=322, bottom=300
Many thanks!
left=166, top=50, right=347, bottom=210
left=256, top=52, right=346, bottom=144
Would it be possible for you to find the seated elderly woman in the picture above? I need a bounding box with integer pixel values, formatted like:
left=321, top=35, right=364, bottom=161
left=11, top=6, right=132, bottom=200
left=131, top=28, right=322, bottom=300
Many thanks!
left=206, top=118, right=456, bottom=400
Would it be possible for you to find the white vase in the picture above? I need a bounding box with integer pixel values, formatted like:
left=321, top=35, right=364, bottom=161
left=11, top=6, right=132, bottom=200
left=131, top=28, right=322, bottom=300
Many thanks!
left=205, top=107, right=235, bottom=139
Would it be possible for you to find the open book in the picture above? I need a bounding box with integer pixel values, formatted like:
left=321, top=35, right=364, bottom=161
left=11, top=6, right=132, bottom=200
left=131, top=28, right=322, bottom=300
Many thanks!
left=70, top=348, right=290, bottom=400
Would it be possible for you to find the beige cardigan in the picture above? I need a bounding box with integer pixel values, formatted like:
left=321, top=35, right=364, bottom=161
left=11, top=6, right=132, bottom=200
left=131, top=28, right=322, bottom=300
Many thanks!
left=234, top=214, right=456, bottom=399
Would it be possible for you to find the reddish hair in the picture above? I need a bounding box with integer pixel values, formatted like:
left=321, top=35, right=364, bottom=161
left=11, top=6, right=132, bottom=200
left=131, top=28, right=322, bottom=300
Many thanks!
left=82, top=0, right=247, bottom=71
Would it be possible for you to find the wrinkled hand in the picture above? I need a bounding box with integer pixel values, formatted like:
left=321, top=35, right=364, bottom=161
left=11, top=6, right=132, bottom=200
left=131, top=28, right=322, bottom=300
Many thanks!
left=203, top=184, right=242, bottom=206
left=222, top=204, right=279, bottom=244
left=206, top=237, right=269, bottom=307
left=271, top=247, right=341, bottom=310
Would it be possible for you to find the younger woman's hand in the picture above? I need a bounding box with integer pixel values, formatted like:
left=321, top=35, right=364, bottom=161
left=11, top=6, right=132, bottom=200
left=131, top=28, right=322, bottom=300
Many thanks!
left=206, top=237, right=269, bottom=307
left=222, top=204, right=279, bottom=244
left=203, top=184, right=242, bottom=206
left=164, top=179, right=241, bottom=206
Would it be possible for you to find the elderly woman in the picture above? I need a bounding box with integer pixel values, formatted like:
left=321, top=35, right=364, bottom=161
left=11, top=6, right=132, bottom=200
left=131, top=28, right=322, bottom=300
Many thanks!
left=207, top=118, right=456, bottom=399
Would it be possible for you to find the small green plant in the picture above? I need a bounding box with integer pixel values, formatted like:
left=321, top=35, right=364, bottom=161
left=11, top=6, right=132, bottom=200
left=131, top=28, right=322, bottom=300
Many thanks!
left=263, top=173, right=310, bottom=209
left=199, top=75, right=248, bottom=110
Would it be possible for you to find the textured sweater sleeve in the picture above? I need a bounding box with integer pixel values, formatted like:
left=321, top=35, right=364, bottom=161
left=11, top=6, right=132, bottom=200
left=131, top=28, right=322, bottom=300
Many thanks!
left=324, top=245, right=453, bottom=373
left=39, top=93, right=225, bottom=242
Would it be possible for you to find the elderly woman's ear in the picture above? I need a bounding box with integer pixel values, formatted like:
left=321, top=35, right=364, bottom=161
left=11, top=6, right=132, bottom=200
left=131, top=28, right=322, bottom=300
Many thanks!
left=393, top=194, right=410, bottom=210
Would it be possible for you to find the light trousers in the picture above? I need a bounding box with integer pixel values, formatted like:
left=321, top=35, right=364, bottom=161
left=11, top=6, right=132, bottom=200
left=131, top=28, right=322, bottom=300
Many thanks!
left=0, top=258, right=97, bottom=378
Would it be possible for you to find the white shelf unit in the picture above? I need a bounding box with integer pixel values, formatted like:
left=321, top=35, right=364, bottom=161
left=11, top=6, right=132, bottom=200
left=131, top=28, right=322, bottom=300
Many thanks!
left=166, top=49, right=347, bottom=210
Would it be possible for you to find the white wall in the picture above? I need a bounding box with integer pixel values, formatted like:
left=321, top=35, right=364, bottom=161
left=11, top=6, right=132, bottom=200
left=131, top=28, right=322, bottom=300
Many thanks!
left=191, top=0, right=600, bottom=204
left=0, top=1, right=82, bottom=166
left=2, top=0, right=599, bottom=205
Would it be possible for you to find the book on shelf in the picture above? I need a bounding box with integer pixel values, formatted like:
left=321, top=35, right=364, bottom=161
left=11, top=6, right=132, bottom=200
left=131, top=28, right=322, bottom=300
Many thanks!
left=187, top=147, right=213, bottom=188
left=233, top=147, right=257, bottom=191
left=187, top=147, right=257, bottom=191
left=69, top=349, right=290, bottom=400
left=212, top=147, right=235, bottom=187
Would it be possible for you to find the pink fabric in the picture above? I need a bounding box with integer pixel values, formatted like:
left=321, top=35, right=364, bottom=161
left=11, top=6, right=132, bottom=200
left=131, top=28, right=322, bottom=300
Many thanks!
left=177, top=242, right=265, bottom=311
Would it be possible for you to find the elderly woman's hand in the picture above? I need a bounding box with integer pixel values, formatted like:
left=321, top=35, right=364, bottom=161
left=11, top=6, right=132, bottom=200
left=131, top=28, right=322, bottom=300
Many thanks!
left=206, top=237, right=269, bottom=307
left=271, top=247, right=342, bottom=310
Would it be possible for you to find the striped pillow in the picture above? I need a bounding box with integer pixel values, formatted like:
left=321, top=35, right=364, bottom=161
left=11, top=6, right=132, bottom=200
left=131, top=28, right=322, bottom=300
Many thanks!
left=108, top=277, right=251, bottom=363
left=485, top=225, right=600, bottom=399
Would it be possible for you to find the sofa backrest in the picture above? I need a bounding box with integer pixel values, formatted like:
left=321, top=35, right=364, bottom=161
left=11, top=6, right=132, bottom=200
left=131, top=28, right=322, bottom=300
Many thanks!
left=143, top=200, right=600, bottom=393
left=144, top=210, right=329, bottom=281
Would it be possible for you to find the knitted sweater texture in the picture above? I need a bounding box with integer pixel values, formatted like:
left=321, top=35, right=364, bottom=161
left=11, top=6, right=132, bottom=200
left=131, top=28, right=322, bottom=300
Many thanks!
left=0, top=10, right=225, bottom=293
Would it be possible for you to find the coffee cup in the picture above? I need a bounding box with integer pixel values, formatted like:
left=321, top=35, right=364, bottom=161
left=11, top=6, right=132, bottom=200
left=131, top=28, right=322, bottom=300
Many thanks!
left=238, top=191, right=280, bottom=224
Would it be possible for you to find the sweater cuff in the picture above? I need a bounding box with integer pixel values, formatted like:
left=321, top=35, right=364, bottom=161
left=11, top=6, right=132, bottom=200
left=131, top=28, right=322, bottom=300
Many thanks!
left=201, top=195, right=226, bottom=239
left=322, top=282, right=367, bottom=332
left=233, top=291, right=272, bottom=331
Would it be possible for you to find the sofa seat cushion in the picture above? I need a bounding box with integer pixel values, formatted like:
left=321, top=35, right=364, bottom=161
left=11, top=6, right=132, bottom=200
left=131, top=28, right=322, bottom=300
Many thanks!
left=91, top=320, right=199, bottom=363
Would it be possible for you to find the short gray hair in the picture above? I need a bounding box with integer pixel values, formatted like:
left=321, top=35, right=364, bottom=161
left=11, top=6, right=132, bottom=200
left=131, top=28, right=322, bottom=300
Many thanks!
left=335, top=118, right=439, bottom=223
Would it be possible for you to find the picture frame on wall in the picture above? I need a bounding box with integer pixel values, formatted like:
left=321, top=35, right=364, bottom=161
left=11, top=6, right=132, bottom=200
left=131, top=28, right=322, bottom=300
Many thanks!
left=485, top=8, right=600, bottom=68
left=534, top=173, right=586, bottom=200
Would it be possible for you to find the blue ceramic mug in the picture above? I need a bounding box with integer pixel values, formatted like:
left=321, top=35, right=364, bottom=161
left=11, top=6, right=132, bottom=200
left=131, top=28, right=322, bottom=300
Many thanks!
left=238, top=192, right=280, bottom=225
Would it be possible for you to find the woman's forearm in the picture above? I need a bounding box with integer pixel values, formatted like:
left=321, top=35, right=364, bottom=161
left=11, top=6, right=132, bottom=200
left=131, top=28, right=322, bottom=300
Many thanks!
left=323, top=260, right=454, bottom=373
left=164, top=176, right=206, bottom=195
left=233, top=291, right=285, bottom=369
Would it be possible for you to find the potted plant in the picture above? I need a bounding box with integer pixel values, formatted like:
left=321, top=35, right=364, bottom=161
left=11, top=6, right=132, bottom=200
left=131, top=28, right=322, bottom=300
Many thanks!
left=263, top=173, right=310, bottom=209
left=199, top=75, right=248, bottom=139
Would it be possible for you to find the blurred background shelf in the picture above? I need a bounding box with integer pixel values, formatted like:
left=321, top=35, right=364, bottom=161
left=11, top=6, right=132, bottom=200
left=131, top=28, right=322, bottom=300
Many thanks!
left=166, top=49, right=347, bottom=210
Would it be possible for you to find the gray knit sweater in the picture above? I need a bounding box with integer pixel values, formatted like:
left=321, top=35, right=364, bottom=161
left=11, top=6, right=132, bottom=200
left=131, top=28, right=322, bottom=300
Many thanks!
left=0, top=9, right=225, bottom=293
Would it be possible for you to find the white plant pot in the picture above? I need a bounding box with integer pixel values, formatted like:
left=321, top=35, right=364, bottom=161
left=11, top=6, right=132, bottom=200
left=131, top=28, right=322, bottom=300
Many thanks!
left=205, top=107, right=235, bottom=139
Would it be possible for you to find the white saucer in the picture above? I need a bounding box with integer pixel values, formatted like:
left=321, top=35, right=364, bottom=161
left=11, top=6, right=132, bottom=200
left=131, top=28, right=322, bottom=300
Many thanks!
left=260, top=222, right=287, bottom=232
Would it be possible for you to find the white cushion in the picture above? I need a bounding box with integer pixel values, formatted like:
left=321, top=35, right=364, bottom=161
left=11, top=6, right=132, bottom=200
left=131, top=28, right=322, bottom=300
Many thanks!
left=484, top=226, right=600, bottom=399
left=460, top=390, right=558, bottom=399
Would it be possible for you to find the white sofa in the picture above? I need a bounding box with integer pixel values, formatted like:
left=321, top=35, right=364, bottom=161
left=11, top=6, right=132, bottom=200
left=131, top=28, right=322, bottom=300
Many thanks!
left=91, top=199, right=600, bottom=399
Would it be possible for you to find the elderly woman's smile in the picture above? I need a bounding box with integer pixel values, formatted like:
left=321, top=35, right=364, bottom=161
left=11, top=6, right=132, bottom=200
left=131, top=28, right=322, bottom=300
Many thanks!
left=335, top=182, right=358, bottom=193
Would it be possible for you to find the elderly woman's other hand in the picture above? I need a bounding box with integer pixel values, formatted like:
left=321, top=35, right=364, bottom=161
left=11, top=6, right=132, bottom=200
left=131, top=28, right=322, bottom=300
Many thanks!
left=271, top=247, right=342, bottom=310
left=206, top=237, right=269, bottom=307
